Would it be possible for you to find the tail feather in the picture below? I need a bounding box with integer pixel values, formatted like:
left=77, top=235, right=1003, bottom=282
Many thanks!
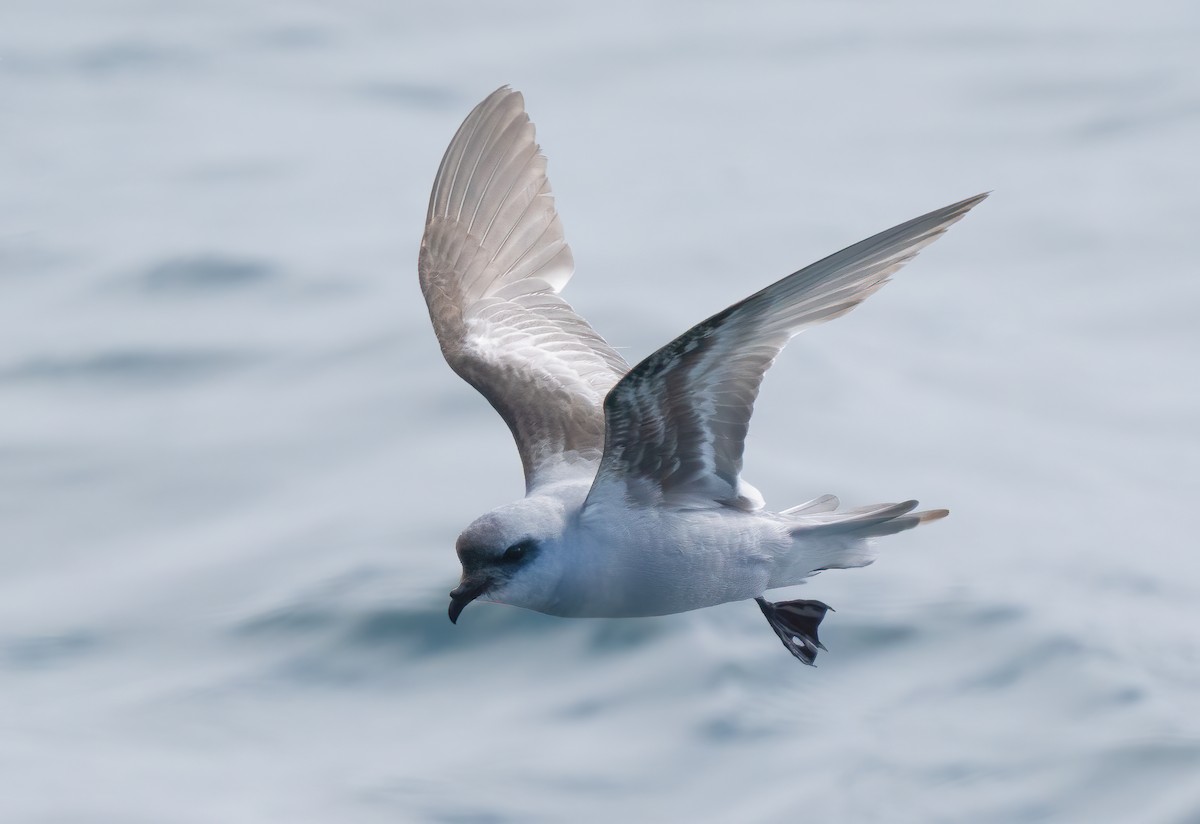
left=854, top=507, right=948, bottom=538
left=788, top=500, right=921, bottom=535
left=769, top=499, right=948, bottom=584
left=780, top=494, right=839, bottom=515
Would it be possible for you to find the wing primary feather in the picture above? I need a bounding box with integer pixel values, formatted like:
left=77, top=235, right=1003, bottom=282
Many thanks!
left=586, top=193, right=987, bottom=511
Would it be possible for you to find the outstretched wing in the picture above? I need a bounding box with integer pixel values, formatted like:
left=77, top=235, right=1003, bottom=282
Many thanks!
left=583, top=193, right=987, bottom=511
left=419, top=87, right=628, bottom=490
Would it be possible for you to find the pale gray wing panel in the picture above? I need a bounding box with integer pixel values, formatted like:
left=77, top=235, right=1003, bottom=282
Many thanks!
left=419, top=87, right=628, bottom=489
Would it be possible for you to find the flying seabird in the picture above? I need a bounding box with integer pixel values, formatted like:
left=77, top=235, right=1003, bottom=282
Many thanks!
left=419, top=86, right=984, bottom=665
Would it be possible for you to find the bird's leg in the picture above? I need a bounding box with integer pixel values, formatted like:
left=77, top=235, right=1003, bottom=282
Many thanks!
left=755, top=597, right=833, bottom=666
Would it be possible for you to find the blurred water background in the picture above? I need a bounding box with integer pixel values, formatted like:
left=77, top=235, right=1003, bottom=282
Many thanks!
left=3, top=1, right=1199, bottom=821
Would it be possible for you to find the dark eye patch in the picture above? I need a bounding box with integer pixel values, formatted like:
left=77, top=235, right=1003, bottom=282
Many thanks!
left=501, top=541, right=534, bottom=563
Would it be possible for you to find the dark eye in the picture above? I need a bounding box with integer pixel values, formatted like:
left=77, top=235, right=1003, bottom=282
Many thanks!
left=502, top=541, right=532, bottom=563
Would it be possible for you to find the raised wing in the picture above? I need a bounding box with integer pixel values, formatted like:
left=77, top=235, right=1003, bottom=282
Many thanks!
left=583, top=193, right=988, bottom=511
left=419, top=87, right=628, bottom=490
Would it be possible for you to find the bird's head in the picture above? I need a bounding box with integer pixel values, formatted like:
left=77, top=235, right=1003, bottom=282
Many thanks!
left=448, top=497, right=567, bottom=623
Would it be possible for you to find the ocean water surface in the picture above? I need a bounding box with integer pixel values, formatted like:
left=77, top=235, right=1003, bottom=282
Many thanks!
left=2, top=1, right=1199, bottom=821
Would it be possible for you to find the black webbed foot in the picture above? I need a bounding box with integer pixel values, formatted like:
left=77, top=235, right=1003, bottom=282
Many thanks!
left=756, top=596, right=833, bottom=666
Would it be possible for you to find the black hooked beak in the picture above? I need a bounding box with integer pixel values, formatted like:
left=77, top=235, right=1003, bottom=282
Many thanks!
left=448, top=578, right=490, bottom=624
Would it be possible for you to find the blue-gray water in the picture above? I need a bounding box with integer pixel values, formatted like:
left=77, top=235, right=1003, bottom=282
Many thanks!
left=3, top=1, right=1199, bottom=821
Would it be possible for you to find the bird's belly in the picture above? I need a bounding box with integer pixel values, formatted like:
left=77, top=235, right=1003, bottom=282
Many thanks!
left=548, top=512, right=782, bottom=618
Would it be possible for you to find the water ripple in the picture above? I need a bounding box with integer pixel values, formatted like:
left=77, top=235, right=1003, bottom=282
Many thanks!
left=138, top=255, right=278, bottom=294
left=0, top=349, right=257, bottom=386
left=1, top=630, right=102, bottom=670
